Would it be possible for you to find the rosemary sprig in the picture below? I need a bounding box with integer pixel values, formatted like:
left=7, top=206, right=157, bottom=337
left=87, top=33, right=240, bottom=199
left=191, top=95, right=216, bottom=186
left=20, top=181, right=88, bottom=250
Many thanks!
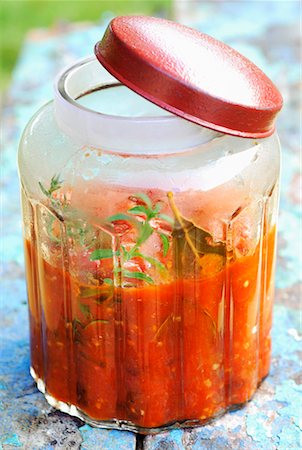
left=39, top=175, right=97, bottom=248
left=39, top=174, right=63, bottom=198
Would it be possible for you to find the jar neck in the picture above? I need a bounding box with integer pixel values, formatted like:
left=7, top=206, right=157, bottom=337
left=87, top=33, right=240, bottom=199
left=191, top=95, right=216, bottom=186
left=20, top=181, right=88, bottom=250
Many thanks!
left=54, top=57, right=221, bottom=155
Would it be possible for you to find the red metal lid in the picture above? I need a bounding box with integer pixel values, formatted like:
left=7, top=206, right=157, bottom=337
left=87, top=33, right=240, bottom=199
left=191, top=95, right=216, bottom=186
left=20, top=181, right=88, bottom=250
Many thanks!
left=95, top=16, right=283, bottom=138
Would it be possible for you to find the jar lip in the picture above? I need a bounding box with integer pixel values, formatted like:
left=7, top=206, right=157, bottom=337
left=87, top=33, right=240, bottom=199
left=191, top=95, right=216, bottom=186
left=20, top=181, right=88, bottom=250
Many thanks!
left=56, top=56, right=182, bottom=123
left=54, top=56, right=223, bottom=154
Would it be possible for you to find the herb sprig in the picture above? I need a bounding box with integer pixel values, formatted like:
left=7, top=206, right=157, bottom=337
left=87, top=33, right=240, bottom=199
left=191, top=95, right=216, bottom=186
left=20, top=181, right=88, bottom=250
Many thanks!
left=39, top=177, right=173, bottom=286
left=39, top=174, right=65, bottom=212
left=39, top=174, right=63, bottom=198
left=39, top=175, right=97, bottom=247
left=90, top=193, right=173, bottom=285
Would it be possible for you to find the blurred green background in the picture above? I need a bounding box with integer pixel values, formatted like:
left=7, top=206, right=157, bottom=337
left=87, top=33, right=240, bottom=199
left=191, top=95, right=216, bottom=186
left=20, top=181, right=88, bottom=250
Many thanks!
left=0, top=0, right=172, bottom=92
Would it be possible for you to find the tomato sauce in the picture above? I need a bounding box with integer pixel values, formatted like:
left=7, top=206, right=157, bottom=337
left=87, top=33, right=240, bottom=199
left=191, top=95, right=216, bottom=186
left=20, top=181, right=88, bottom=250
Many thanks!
left=24, top=223, right=276, bottom=429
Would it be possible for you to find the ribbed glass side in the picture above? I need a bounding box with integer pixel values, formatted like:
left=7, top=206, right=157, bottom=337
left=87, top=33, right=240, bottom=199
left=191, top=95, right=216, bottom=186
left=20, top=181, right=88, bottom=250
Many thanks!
left=21, top=184, right=278, bottom=433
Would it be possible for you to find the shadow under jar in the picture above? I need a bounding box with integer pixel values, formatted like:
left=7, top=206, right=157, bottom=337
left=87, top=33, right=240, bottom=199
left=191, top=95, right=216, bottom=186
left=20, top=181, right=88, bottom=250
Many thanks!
left=18, top=17, right=282, bottom=434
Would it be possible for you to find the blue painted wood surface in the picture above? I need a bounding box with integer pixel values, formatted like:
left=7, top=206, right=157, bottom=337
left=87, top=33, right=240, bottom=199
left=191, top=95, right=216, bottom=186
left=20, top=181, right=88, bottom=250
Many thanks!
left=0, top=2, right=301, bottom=449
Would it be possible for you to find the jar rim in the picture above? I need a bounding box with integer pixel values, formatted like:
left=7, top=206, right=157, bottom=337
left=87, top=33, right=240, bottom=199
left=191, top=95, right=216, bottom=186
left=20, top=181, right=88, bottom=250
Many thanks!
left=54, top=57, right=222, bottom=154
left=56, top=56, right=181, bottom=123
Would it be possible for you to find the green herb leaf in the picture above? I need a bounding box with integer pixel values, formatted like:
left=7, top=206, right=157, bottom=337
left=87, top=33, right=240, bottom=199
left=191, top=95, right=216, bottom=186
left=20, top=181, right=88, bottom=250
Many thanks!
left=173, top=217, right=226, bottom=257
left=137, top=253, right=166, bottom=271
left=157, top=213, right=174, bottom=225
left=137, top=223, right=153, bottom=246
left=123, top=270, right=154, bottom=285
left=159, top=233, right=170, bottom=257
left=121, top=245, right=140, bottom=262
left=106, top=213, right=133, bottom=223
left=39, top=181, right=51, bottom=198
left=128, top=205, right=149, bottom=216
left=79, top=285, right=113, bottom=304
left=79, top=286, right=100, bottom=298
left=49, top=174, right=63, bottom=194
left=79, top=302, right=92, bottom=318
left=168, top=192, right=225, bottom=260
left=103, top=278, right=113, bottom=286
left=152, top=202, right=162, bottom=214
left=121, top=246, right=130, bottom=259
left=39, top=174, right=63, bottom=198
left=84, top=319, right=109, bottom=329
left=79, top=285, right=109, bottom=298
left=90, top=248, right=115, bottom=260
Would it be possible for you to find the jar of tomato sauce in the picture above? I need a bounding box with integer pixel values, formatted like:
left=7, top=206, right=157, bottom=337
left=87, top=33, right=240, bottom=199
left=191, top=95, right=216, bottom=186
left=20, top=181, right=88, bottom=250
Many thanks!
left=18, top=16, right=283, bottom=433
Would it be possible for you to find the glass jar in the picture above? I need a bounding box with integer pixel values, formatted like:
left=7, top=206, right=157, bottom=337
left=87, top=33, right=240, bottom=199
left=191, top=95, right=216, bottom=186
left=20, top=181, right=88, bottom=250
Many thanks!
left=18, top=17, right=282, bottom=433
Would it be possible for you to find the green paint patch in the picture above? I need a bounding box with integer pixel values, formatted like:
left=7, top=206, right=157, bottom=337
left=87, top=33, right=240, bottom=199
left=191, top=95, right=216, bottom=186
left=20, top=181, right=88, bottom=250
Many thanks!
left=0, top=0, right=171, bottom=92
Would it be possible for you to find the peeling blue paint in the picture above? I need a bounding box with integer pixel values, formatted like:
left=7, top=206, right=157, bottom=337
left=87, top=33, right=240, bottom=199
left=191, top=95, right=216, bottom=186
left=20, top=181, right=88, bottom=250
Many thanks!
left=79, top=424, right=136, bottom=450
left=277, top=424, right=301, bottom=450
left=275, top=380, right=302, bottom=425
left=246, top=412, right=273, bottom=446
left=144, top=429, right=183, bottom=450
left=2, top=433, right=22, bottom=447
